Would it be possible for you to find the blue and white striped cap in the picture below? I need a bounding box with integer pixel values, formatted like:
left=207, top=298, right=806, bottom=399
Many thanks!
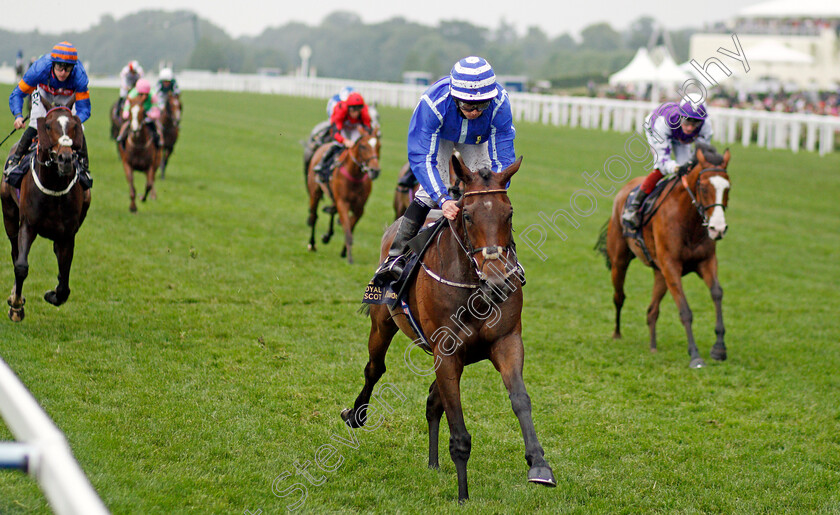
left=449, top=56, right=498, bottom=101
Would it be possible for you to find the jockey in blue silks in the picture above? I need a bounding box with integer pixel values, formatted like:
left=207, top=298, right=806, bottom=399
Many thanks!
left=6, top=41, right=93, bottom=189
left=622, top=98, right=713, bottom=230
left=374, top=55, right=516, bottom=282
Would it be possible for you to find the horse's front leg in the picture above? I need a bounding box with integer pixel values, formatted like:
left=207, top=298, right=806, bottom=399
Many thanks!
left=647, top=270, right=668, bottom=353
left=307, top=184, right=321, bottom=251
left=434, top=354, right=471, bottom=503
left=160, top=148, right=170, bottom=180
left=341, top=305, right=398, bottom=427
left=44, top=238, right=74, bottom=306
left=141, top=165, right=156, bottom=202
left=607, top=223, right=632, bottom=339
left=123, top=162, right=137, bottom=212
left=489, top=334, right=556, bottom=487
left=334, top=199, right=354, bottom=263
left=9, top=223, right=36, bottom=321
left=426, top=380, right=444, bottom=469
left=661, top=260, right=704, bottom=368
left=698, top=258, right=726, bottom=361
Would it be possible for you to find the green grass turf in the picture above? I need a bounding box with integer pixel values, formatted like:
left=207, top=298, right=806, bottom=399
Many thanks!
left=0, top=86, right=838, bottom=513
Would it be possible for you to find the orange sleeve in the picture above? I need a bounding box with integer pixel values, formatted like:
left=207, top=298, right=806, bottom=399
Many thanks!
left=17, top=79, right=35, bottom=95
left=75, top=91, right=90, bottom=101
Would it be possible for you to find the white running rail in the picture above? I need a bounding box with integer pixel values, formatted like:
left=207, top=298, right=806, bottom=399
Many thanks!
left=0, top=357, right=108, bottom=514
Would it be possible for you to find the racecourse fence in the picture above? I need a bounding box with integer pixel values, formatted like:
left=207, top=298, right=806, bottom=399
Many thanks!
left=0, top=357, right=109, bottom=514
left=92, top=71, right=840, bottom=155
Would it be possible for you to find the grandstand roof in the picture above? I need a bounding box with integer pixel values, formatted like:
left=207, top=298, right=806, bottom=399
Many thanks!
left=737, top=0, right=840, bottom=19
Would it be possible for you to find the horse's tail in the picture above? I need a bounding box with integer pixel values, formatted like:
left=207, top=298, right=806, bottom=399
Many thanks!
left=594, top=219, right=611, bottom=270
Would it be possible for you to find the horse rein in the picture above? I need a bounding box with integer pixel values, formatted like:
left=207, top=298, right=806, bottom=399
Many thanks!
left=681, top=167, right=728, bottom=227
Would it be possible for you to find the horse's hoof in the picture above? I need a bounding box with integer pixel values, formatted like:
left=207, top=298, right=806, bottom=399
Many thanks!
left=44, top=290, right=69, bottom=306
left=528, top=466, right=557, bottom=487
left=322, top=235, right=331, bottom=244
left=428, top=461, right=440, bottom=470
left=612, top=332, right=621, bottom=339
left=340, top=408, right=364, bottom=428
left=129, top=204, right=137, bottom=213
left=689, top=357, right=706, bottom=369
left=649, top=347, right=658, bottom=354
left=307, top=243, right=316, bottom=252
left=8, top=306, right=24, bottom=322
left=710, top=347, right=727, bottom=361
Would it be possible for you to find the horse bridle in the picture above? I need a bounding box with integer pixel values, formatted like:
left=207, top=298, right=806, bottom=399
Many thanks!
left=448, top=189, right=522, bottom=284
left=32, top=106, right=80, bottom=195
left=348, top=135, right=380, bottom=179
left=681, top=167, right=728, bottom=227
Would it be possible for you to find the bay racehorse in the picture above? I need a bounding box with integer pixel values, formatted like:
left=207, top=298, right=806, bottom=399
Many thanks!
left=596, top=143, right=731, bottom=368
left=342, top=156, right=555, bottom=502
left=118, top=94, right=161, bottom=212
left=158, top=93, right=181, bottom=180
left=305, top=127, right=380, bottom=263
left=109, top=98, right=122, bottom=141
left=1, top=100, right=91, bottom=321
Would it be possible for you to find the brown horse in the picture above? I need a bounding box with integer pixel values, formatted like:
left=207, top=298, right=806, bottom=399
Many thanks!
left=1, top=101, right=91, bottom=321
left=596, top=143, right=731, bottom=368
left=305, top=127, right=380, bottom=263
left=342, top=156, right=555, bottom=502
left=109, top=98, right=123, bottom=141
left=158, top=93, right=181, bottom=180
left=118, top=95, right=161, bottom=212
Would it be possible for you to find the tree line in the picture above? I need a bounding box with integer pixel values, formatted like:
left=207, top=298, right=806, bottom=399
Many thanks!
left=1, top=11, right=694, bottom=88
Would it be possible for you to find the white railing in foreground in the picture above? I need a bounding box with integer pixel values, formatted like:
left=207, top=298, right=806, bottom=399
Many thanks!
left=0, top=357, right=109, bottom=514
left=90, top=72, right=840, bottom=154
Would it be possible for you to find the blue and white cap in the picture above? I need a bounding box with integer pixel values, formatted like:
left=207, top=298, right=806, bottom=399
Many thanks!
left=449, top=56, right=498, bottom=102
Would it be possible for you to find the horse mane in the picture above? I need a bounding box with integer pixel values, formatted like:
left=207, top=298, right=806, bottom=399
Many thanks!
left=695, top=142, right=724, bottom=166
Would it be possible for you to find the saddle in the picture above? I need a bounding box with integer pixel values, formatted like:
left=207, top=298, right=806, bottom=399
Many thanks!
left=3, top=142, right=37, bottom=188
left=362, top=215, right=447, bottom=307
left=621, top=175, right=679, bottom=238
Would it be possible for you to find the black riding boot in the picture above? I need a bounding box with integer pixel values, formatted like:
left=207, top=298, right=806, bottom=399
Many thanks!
left=314, top=143, right=342, bottom=184
left=76, top=137, right=93, bottom=190
left=621, top=188, right=649, bottom=231
left=5, top=126, right=37, bottom=173
left=374, top=200, right=431, bottom=282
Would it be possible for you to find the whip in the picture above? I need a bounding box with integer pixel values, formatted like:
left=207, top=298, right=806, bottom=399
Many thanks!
left=0, top=116, right=30, bottom=148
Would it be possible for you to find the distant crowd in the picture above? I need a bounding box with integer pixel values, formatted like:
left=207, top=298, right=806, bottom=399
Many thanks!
left=602, top=84, right=840, bottom=117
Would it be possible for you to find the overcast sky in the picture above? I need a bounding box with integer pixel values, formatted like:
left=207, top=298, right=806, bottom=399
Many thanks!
left=1, top=0, right=766, bottom=39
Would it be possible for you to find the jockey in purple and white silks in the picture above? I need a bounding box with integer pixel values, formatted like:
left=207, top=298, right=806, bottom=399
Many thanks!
left=373, top=55, right=516, bottom=283
left=622, top=98, right=713, bottom=230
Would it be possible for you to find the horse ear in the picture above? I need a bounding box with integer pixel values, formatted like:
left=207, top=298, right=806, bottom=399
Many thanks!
left=722, top=148, right=731, bottom=168
left=498, top=156, right=522, bottom=186
left=36, top=117, right=49, bottom=156
left=451, top=153, right=472, bottom=184
left=695, top=146, right=706, bottom=166
left=41, top=97, right=54, bottom=112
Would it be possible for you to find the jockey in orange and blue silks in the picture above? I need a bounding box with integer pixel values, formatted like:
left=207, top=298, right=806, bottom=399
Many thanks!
left=6, top=41, right=93, bottom=188
left=373, top=56, right=516, bottom=283
left=622, top=98, right=713, bottom=230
